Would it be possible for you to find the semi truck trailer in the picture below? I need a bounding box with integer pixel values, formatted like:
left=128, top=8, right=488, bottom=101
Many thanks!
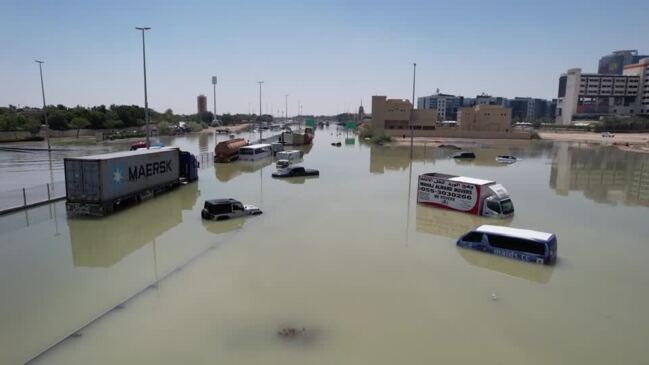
left=64, top=147, right=198, bottom=217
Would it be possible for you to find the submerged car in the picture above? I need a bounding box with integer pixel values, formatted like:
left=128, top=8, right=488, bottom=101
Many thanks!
left=495, top=155, right=519, bottom=163
left=201, top=198, right=262, bottom=220
left=272, top=166, right=319, bottom=178
left=452, top=152, right=476, bottom=159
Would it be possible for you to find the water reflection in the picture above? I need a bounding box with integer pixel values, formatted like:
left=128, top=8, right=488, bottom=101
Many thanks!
left=550, top=143, right=649, bottom=206
left=69, top=183, right=199, bottom=268
left=201, top=217, right=246, bottom=234
left=369, top=145, right=435, bottom=174
left=456, top=248, right=554, bottom=284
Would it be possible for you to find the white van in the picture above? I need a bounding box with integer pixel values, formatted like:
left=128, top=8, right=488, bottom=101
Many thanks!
left=276, top=150, right=304, bottom=163
left=239, top=144, right=272, bottom=161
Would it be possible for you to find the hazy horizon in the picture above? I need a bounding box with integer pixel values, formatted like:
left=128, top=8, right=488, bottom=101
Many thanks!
left=1, top=0, right=647, bottom=115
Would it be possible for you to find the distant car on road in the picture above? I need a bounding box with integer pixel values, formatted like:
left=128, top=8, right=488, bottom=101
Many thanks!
left=601, top=132, right=615, bottom=138
left=272, top=166, right=319, bottom=178
left=201, top=198, right=262, bottom=220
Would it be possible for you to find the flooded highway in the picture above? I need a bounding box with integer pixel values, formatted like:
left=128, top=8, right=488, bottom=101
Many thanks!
left=1, top=128, right=648, bottom=364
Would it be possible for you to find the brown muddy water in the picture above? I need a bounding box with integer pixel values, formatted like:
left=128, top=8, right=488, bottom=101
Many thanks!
left=1, top=128, right=648, bottom=364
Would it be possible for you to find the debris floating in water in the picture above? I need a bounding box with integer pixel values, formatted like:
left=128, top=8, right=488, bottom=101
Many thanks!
left=491, top=293, right=498, bottom=301
left=277, top=327, right=306, bottom=339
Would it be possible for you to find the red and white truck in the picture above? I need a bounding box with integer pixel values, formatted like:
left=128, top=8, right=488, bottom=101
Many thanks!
left=417, top=172, right=514, bottom=218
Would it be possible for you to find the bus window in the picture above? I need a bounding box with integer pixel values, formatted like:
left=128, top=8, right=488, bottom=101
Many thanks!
left=486, top=234, right=545, bottom=255
left=462, top=232, right=484, bottom=243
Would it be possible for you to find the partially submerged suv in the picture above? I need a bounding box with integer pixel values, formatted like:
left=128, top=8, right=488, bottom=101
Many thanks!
left=201, top=198, right=262, bottom=220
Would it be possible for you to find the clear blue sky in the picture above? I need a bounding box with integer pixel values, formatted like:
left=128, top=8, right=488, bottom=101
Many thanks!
left=0, top=0, right=646, bottom=115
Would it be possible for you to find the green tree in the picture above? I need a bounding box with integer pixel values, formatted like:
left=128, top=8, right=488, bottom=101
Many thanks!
left=69, top=117, right=90, bottom=138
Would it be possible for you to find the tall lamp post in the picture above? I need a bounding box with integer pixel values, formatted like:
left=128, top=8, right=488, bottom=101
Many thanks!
left=285, top=94, right=289, bottom=124
left=410, top=62, right=416, bottom=157
left=257, top=81, right=264, bottom=142
left=212, top=76, right=218, bottom=124
left=35, top=60, right=51, bottom=151
left=135, top=26, right=151, bottom=148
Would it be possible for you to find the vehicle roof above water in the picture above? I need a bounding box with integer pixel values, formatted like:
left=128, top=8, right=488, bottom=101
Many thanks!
left=241, top=143, right=271, bottom=149
left=421, top=172, right=494, bottom=186
left=473, top=225, right=554, bottom=242
left=205, top=198, right=241, bottom=205
left=65, top=147, right=180, bottom=161
left=449, top=176, right=494, bottom=185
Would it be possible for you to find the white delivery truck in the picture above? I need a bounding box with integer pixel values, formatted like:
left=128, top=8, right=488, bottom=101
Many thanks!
left=417, top=172, right=514, bottom=218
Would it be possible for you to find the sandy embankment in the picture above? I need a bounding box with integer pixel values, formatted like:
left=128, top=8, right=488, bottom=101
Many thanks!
left=388, top=132, right=649, bottom=153
left=539, top=131, right=649, bottom=153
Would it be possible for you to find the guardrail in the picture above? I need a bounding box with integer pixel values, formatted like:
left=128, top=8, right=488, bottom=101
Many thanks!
left=0, top=181, right=66, bottom=215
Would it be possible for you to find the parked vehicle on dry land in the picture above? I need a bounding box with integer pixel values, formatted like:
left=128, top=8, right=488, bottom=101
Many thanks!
left=457, top=225, right=557, bottom=265
left=201, top=198, right=262, bottom=220
left=417, top=172, right=513, bottom=218
left=64, top=147, right=198, bottom=217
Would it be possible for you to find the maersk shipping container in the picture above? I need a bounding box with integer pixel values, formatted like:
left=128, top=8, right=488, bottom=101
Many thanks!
left=65, top=147, right=181, bottom=215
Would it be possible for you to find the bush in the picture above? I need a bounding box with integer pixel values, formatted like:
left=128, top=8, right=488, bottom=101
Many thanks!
left=370, top=133, right=392, bottom=144
left=593, top=117, right=649, bottom=132
left=187, top=121, right=204, bottom=132
left=158, top=122, right=171, bottom=135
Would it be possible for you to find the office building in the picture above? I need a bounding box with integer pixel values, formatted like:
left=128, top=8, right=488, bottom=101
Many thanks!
left=622, top=58, right=649, bottom=114
left=197, top=95, right=208, bottom=114
left=371, top=96, right=437, bottom=136
left=417, top=92, right=464, bottom=121
left=555, top=58, right=648, bottom=124
left=598, top=50, right=649, bottom=75
left=457, top=104, right=511, bottom=132
left=510, top=97, right=555, bottom=122
left=475, top=94, right=509, bottom=107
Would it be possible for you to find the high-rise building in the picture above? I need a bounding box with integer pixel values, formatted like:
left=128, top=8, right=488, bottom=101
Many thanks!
left=417, top=92, right=463, bottom=121
left=598, top=50, right=649, bottom=75
left=474, top=94, right=509, bottom=107
left=622, top=58, right=649, bottom=115
left=555, top=58, right=648, bottom=124
left=197, top=94, right=208, bottom=114
left=510, top=97, right=555, bottom=122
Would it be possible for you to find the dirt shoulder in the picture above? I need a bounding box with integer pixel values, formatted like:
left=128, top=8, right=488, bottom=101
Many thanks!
left=539, top=131, right=649, bottom=144
left=539, top=131, right=649, bottom=153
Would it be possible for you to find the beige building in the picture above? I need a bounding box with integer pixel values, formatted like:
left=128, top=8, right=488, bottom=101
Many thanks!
left=371, top=95, right=437, bottom=136
left=457, top=104, right=512, bottom=132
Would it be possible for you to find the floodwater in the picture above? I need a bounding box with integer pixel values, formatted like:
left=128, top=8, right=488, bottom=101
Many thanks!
left=1, top=128, right=648, bottom=365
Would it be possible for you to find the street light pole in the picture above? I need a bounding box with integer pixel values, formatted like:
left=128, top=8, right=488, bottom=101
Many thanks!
left=136, top=26, right=151, bottom=148
left=212, top=76, right=217, bottom=124
left=257, top=81, right=264, bottom=142
left=410, top=62, right=416, bottom=157
left=35, top=60, right=50, bottom=151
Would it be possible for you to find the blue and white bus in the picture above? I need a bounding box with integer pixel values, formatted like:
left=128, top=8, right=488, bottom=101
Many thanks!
left=457, top=225, right=557, bottom=265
